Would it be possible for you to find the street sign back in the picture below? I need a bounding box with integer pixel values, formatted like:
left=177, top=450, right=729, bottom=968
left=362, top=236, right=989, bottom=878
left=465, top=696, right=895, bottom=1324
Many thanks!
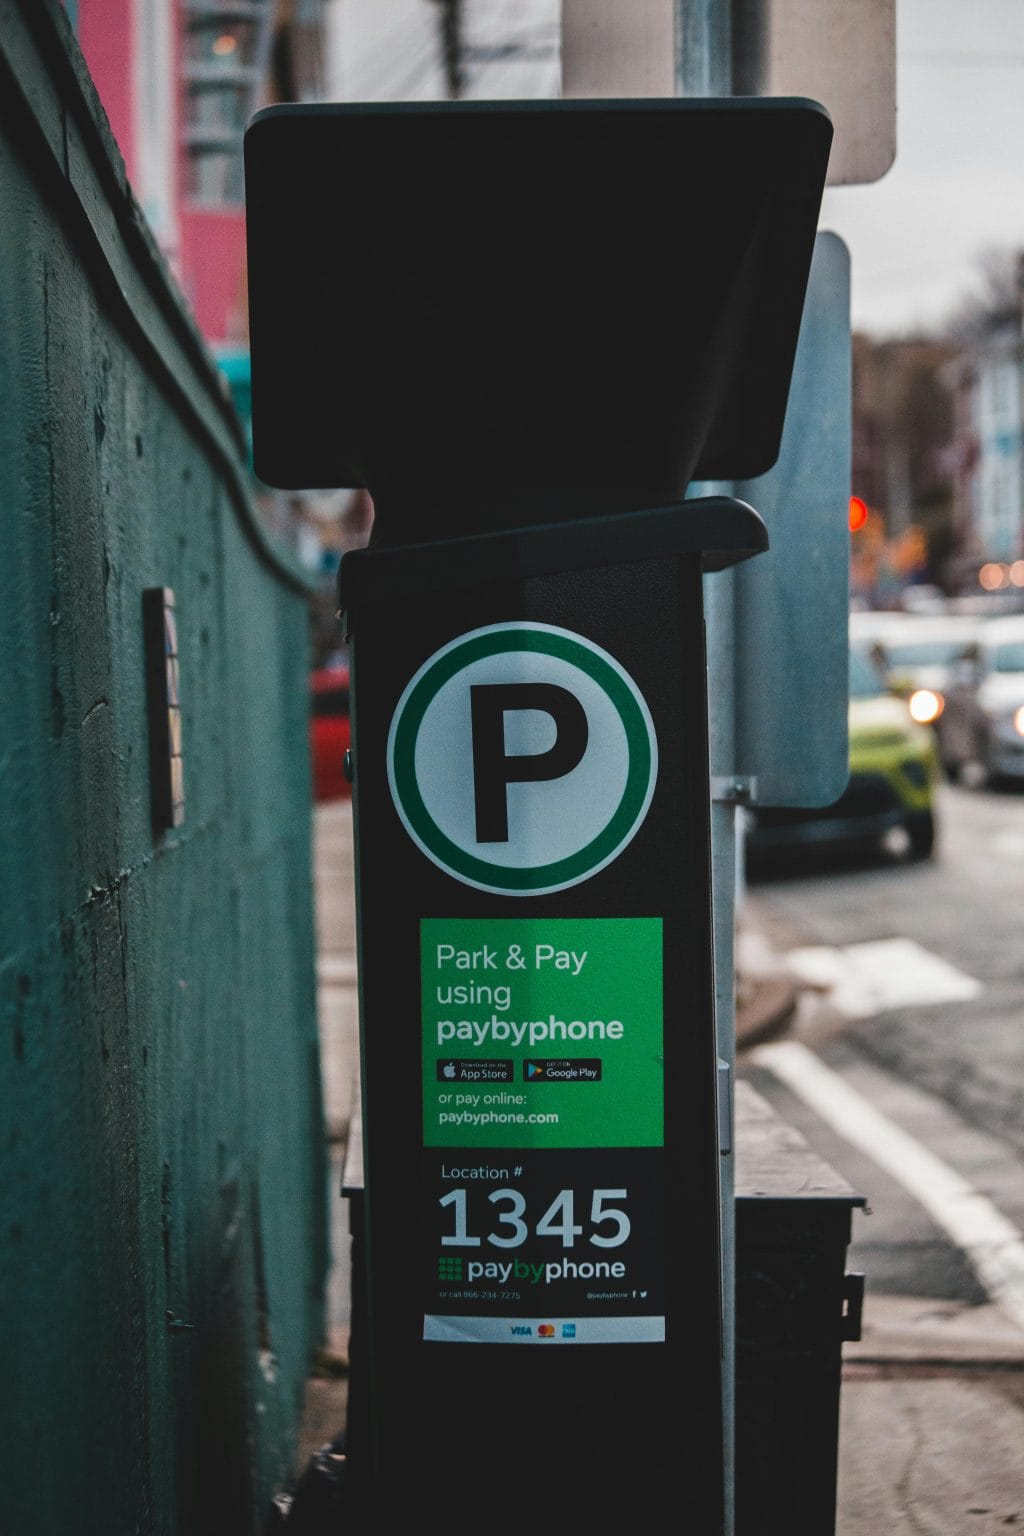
left=561, top=0, right=895, bottom=187
left=762, top=0, right=895, bottom=186
left=734, top=231, right=851, bottom=806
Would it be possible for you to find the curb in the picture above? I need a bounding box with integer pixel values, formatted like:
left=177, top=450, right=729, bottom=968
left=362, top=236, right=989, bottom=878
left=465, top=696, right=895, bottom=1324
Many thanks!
left=735, top=907, right=801, bottom=1049
left=736, top=971, right=800, bottom=1049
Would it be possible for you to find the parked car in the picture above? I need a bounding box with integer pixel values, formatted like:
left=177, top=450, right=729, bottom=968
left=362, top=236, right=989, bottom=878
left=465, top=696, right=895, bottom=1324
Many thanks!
left=937, top=614, right=1024, bottom=784
left=850, top=611, right=983, bottom=735
left=898, top=583, right=948, bottom=615
left=310, top=663, right=351, bottom=802
left=746, top=647, right=940, bottom=864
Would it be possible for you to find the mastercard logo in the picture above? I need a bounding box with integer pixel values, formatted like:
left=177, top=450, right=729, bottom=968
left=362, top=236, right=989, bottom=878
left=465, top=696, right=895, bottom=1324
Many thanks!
left=538, top=1324, right=555, bottom=1338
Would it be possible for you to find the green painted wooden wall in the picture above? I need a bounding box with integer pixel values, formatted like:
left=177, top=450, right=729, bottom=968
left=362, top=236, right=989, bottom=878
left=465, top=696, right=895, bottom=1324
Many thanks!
left=0, top=5, right=329, bottom=1531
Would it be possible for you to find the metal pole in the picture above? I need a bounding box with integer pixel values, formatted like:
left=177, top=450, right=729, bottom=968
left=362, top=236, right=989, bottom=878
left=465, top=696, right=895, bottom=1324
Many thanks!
left=675, top=0, right=731, bottom=96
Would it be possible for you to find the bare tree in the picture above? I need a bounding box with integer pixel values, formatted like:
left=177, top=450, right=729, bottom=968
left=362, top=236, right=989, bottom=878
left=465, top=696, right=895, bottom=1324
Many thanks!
left=944, top=246, right=1024, bottom=340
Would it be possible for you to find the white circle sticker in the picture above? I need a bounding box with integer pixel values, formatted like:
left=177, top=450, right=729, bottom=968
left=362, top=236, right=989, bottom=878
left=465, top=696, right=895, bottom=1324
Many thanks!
left=387, top=622, right=658, bottom=895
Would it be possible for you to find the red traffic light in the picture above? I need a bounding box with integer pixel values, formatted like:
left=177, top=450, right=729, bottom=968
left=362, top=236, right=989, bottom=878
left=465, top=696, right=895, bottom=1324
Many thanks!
left=849, top=495, right=869, bottom=532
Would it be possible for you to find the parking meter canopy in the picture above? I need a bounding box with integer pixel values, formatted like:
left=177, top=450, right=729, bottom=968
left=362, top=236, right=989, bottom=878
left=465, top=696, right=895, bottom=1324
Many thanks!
left=244, top=98, right=832, bottom=521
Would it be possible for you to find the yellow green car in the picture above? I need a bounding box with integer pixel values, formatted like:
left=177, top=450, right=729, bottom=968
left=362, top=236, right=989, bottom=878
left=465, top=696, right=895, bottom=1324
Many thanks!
left=747, top=647, right=941, bottom=863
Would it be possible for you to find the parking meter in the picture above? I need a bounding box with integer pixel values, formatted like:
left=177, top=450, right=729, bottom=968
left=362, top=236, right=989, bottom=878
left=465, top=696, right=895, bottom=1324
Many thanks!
left=245, top=97, right=831, bottom=1527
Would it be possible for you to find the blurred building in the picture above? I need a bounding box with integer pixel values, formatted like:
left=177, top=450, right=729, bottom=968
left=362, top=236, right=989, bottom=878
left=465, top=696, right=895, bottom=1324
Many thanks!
left=971, top=333, right=1024, bottom=566
left=72, top=0, right=339, bottom=567
left=942, top=327, right=1024, bottom=598
left=71, top=0, right=559, bottom=590
left=850, top=332, right=960, bottom=605
left=926, top=251, right=1024, bottom=601
left=74, top=0, right=327, bottom=347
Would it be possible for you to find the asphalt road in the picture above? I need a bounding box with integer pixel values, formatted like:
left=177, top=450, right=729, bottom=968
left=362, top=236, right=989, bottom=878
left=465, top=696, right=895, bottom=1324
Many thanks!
left=743, top=778, right=1024, bottom=1160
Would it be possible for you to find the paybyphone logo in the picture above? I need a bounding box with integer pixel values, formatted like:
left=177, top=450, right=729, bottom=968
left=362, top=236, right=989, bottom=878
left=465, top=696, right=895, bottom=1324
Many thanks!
left=387, top=624, right=657, bottom=896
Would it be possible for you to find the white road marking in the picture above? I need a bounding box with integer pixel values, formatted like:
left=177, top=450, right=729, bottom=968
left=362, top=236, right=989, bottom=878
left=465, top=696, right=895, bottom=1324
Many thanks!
left=752, top=1038, right=1024, bottom=1336
left=785, top=937, right=981, bottom=1018
left=991, top=830, right=1024, bottom=860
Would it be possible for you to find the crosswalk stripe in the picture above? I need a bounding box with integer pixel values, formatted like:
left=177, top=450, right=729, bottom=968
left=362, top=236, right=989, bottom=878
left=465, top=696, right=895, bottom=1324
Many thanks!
left=785, top=936, right=981, bottom=1018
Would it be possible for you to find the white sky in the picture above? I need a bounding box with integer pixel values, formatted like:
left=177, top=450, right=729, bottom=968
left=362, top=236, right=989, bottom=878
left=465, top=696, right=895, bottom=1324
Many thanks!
left=820, top=0, right=1024, bottom=337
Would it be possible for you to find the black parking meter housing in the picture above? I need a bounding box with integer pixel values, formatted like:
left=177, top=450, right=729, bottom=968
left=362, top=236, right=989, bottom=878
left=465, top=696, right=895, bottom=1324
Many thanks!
left=244, top=97, right=831, bottom=1527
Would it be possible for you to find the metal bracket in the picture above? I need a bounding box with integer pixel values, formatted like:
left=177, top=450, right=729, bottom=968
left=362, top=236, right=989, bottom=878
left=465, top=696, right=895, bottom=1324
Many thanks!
left=710, top=774, right=757, bottom=805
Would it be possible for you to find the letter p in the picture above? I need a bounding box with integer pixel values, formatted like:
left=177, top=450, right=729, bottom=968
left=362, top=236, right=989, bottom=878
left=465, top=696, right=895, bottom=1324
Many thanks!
left=470, top=683, right=588, bottom=843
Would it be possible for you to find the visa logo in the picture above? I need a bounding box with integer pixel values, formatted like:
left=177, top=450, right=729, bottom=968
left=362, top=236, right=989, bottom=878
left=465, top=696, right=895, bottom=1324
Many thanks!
left=510, top=1325, right=532, bottom=1337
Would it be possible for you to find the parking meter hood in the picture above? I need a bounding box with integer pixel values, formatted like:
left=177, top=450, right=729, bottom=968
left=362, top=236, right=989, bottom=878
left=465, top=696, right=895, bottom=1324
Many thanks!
left=244, top=98, right=832, bottom=532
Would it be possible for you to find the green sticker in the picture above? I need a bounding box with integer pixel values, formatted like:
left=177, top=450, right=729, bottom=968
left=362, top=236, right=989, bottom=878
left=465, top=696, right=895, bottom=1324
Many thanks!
left=422, top=917, right=664, bottom=1149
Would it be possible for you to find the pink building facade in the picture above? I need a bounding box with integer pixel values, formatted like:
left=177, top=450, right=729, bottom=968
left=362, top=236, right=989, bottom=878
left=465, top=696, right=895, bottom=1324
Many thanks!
left=75, top=0, right=323, bottom=349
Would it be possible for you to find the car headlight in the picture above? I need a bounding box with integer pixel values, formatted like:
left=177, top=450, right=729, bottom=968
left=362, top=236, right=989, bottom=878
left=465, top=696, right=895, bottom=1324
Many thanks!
left=908, top=688, right=943, bottom=724
left=988, top=703, right=1024, bottom=740
left=988, top=703, right=1024, bottom=735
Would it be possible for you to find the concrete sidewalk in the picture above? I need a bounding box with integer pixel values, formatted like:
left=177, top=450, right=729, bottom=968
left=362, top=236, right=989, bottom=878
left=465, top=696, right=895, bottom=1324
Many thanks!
left=296, top=799, right=1024, bottom=1534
